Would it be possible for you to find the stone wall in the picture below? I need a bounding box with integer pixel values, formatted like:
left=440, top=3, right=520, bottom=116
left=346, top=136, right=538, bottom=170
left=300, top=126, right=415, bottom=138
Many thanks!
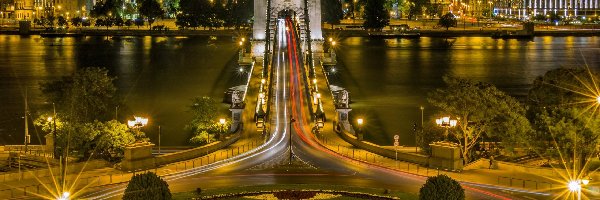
left=334, top=123, right=429, bottom=165
left=120, top=133, right=242, bottom=172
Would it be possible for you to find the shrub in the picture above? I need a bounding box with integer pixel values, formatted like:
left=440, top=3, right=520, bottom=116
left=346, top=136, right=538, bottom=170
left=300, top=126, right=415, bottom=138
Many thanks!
left=419, top=175, right=464, bottom=200
left=123, top=172, right=171, bottom=200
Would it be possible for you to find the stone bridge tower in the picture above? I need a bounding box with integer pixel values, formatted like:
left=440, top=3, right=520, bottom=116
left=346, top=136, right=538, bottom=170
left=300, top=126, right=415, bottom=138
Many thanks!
left=253, top=0, right=322, bottom=42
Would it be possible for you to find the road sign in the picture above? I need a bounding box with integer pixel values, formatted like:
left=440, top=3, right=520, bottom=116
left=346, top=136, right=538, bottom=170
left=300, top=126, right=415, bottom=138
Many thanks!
left=394, top=135, right=399, bottom=140
left=394, top=142, right=399, bottom=146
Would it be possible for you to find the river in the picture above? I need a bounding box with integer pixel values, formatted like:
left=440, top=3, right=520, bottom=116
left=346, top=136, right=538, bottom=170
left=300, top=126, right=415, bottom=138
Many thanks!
left=0, top=35, right=240, bottom=146
left=333, top=36, right=600, bottom=146
left=0, top=35, right=598, bottom=147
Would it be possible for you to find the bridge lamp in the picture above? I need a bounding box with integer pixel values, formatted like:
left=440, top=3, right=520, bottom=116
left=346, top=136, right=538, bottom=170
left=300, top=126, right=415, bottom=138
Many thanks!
left=332, top=41, right=336, bottom=46
left=313, top=79, right=317, bottom=84
left=239, top=41, right=243, bottom=46
left=239, top=67, right=244, bottom=72
left=596, top=96, right=600, bottom=104
left=128, top=116, right=148, bottom=128
left=357, top=118, right=364, bottom=135
left=241, top=37, right=245, bottom=42
left=435, top=116, right=457, bottom=141
left=57, top=191, right=70, bottom=200
left=261, top=79, right=266, bottom=84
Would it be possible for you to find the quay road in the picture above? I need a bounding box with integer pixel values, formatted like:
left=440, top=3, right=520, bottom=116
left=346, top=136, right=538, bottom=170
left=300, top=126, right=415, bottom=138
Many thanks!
left=77, top=18, right=553, bottom=200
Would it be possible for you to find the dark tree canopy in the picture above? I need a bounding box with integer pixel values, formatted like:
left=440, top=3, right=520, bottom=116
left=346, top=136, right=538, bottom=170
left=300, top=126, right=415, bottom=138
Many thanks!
left=139, top=0, right=165, bottom=27
left=229, top=0, right=253, bottom=28
left=428, top=76, right=531, bottom=163
left=322, top=0, right=344, bottom=28
left=527, top=67, right=600, bottom=165
left=438, top=12, right=457, bottom=30
left=187, top=97, right=224, bottom=144
left=41, top=67, right=119, bottom=123
left=408, top=0, right=427, bottom=19
left=123, top=172, right=171, bottom=200
left=362, top=0, right=389, bottom=31
left=419, top=175, right=464, bottom=200
left=91, top=0, right=122, bottom=17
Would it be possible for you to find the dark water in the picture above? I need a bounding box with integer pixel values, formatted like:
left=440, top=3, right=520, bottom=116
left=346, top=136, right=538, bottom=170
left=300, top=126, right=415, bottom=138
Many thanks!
left=0, top=35, right=241, bottom=146
left=332, top=36, right=600, bottom=146
left=1, top=35, right=599, bottom=147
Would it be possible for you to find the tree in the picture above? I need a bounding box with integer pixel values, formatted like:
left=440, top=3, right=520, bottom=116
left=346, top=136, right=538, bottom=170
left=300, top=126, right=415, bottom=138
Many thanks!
left=425, top=3, right=440, bottom=18
left=362, top=0, right=389, bottom=31
left=96, top=120, right=136, bottom=161
left=228, top=0, right=253, bottom=29
left=428, top=76, right=531, bottom=163
left=46, top=15, right=56, bottom=27
left=527, top=67, right=600, bottom=168
left=139, top=0, right=165, bottom=29
left=57, top=16, right=68, bottom=27
left=322, top=0, right=344, bottom=29
left=163, top=0, right=179, bottom=18
left=41, top=67, right=119, bottom=123
left=134, top=17, right=145, bottom=28
left=407, top=0, right=427, bottom=19
left=419, top=175, right=464, bottom=200
left=91, top=0, right=122, bottom=18
left=34, top=117, right=137, bottom=161
left=438, top=12, right=456, bottom=30
left=71, top=17, right=83, bottom=27
left=123, top=172, right=171, bottom=200
left=115, top=15, right=125, bottom=27
left=123, top=2, right=138, bottom=19
left=417, top=124, right=444, bottom=155
left=187, top=97, right=222, bottom=143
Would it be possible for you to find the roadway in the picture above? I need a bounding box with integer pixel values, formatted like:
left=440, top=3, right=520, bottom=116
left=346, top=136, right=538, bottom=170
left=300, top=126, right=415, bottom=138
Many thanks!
left=77, top=17, right=553, bottom=200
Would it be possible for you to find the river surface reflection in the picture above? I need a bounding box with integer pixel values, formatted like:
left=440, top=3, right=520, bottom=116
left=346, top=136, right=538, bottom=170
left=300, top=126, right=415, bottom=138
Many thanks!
left=333, top=36, right=600, bottom=145
left=0, top=35, right=239, bottom=146
left=0, top=35, right=599, bottom=146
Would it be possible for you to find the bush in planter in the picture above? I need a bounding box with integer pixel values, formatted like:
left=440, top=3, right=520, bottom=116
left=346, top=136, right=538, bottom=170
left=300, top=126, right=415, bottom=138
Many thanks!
left=419, top=174, right=464, bottom=200
left=123, top=172, right=171, bottom=200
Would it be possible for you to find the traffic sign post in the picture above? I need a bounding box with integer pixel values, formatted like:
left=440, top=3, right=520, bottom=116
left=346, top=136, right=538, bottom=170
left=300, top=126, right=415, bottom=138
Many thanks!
left=394, top=135, right=399, bottom=168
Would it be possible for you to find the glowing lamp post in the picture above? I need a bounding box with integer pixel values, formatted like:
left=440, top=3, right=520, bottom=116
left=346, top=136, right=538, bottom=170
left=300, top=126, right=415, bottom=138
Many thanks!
left=127, top=116, right=148, bottom=129
left=435, top=116, right=457, bottom=141
left=596, top=96, right=600, bottom=104
left=57, top=191, right=69, bottom=200
left=218, top=118, right=226, bottom=140
left=357, top=118, right=364, bottom=141
left=568, top=179, right=590, bottom=200
left=128, top=116, right=148, bottom=141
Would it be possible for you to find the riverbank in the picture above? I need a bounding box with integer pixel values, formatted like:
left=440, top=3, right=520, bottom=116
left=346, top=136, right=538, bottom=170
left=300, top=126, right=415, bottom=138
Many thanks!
left=1, top=27, right=597, bottom=37
left=0, top=28, right=241, bottom=37
left=325, top=29, right=600, bottom=37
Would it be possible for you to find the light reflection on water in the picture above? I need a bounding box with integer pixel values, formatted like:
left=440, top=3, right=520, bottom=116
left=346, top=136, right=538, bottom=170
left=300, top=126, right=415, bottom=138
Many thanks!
left=334, top=36, right=600, bottom=145
left=0, top=35, right=239, bottom=146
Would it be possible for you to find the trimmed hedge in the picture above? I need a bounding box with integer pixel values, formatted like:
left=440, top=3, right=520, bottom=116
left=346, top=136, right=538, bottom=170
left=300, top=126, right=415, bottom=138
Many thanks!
left=419, top=175, right=464, bottom=200
left=123, top=172, right=172, bottom=200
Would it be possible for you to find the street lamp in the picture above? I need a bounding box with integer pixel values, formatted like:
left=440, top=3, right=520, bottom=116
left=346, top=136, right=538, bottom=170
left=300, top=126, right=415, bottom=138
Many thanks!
left=595, top=96, right=600, bottom=104
left=435, top=116, right=457, bottom=141
left=218, top=118, right=226, bottom=139
left=567, top=179, right=590, bottom=200
left=127, top=116, right=148, bottom=139
left=57, top=191, right=70, bottom=200
left=357, top=118, right=364, bottom=140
